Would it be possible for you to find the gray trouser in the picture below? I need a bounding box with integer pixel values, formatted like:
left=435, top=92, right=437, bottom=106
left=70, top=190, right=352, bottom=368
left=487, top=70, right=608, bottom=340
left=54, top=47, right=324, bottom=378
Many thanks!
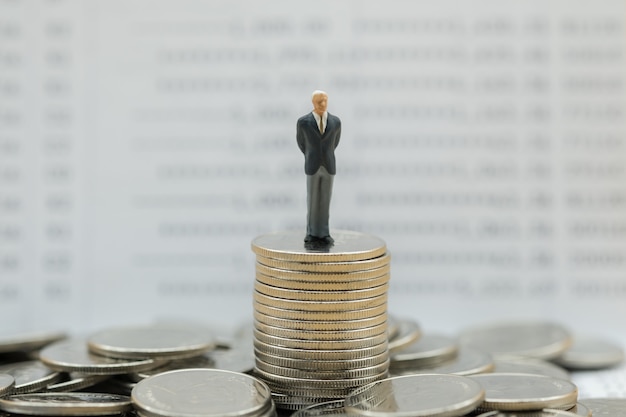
left=306, top=166, right=334, bottom=238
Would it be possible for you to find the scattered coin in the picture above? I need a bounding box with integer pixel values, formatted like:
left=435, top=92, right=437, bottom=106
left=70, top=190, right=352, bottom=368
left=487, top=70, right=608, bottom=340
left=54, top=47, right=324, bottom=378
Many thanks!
left=291, top=399, right=359, bottom=417
left=474, top=410, right=581, bottom=416
left=390, top=333, right=458, bottom=369
left=0, top=331, right=67, bottom=355
left=0, top=374, right=14, bottom=397
left=87, top=323, right=215, bottom=360
left=391, top=346, right=494, bottom=377
left=578, top=397, right=626, bottom=415
left=39, top=339, right=168, bottom=375
left=469, top=373, right=578, bottom=411
left=45, top=373, right=110, bottom=392
left=459, top=321, right=573, bottom=360
left=345, top=374, right=485, bottom=417
left=131, top=369, right=274, bottom=417
left=493, top=358, right=570, bottom=380
left=0, top=361, right=63, bottom=394
left=553, top=336, right=625, bottom=370
left=0, top=392, right=132, bottom=416
left=388, top=319, right=422, bottom=354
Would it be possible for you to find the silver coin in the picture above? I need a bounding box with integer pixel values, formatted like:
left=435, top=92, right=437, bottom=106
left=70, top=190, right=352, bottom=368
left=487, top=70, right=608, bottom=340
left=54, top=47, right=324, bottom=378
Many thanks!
left=565, top=402, right=592, bottom=417
left=253, top=329, right=388, bottom=350
left=255, top=254, right=390, bottom=274
left=0, top=361, right=63, bottom=394
left=0, top=374, right=14, bottom=397
left=469, top=373, right=578, bottom=411
left=459, top=321, right=572, bottom=360
left=474, top=410, right=581, bottom=416
left=345, top=374, right=485, bottom=417
left=0, top=392, right=132, bottom=416
left=253, top=338, right=388, bottom=361
left=127, top=354, right=215, bottom=382
left=254, top=367, right=388, bottom=390
left=291, top=400, right=359, bottom=417
left=45, top=373, right=110, bottom=392
left=578, top=398, right=626, bottom=415
left=209, top=346, right=256, bottom=374
left=254, top=358, right=389, bottom=380
left=131, top=369, right=272, bottom=417
left=493, top=358, right=570, bottom=380
left=388, top=319, right=422, bottom=354
left=87, top=324, right=215, bottom=360
left=40, top=339, right=168, bottom=375
left=251, top=230, right=387, bottom=263
left=390, top=333, right=458, bottom=368
left=552, top=336, right=624, bottom=370
left=254, top=348, right=389, bottom=371
left=387, top=316, right=400, bottom=340
left=391, top=346, right=494, bottom=376
left=0, top=331, right=67, bottom=354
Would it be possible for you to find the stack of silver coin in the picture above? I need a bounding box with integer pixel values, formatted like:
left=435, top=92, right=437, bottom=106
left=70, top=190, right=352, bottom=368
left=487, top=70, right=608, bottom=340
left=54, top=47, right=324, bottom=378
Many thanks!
left=251, top=230, right=391, bottom=410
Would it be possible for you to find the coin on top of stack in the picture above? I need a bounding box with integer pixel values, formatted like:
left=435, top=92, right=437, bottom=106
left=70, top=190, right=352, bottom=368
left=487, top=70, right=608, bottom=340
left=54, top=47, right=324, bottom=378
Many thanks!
left=251, top=230, right=391, bottom=410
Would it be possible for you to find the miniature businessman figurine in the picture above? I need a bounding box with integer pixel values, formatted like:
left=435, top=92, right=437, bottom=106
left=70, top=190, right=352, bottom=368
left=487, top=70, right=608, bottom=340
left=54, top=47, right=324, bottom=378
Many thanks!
left=297, top=90, right=341, bottom=246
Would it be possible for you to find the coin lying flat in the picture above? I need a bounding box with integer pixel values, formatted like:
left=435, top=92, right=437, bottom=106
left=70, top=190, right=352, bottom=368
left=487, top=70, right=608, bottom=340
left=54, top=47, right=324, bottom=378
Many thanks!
left=252, top=230, right=387, bottom=263
left=87, top=324, right=215, bottom=360
left=40, top=339, right=168, bottom=375
left=254, top=311, right=387, bottom=331
left=0, top=361, right=63, bottom=394
left=291, top=399, right=359, bottom=417
left=254, top=281, right=389, bottom=301
left=493, top=358, right=569, bottom=380
left=45, top=373, right=110, bottom=392
left=459, top=321, right=572, bottom=360
left=552, top=336, right=625, bottom=370
left=345, top=374, right=485, bottom=417
left=131, top=369, right=273, bottom=417
left=256, top=263, right=390, bottom=283
left=0, top=392, right=132, bottom=416
left=0, top=374, right=14, bottom=397
left=390, top=333, right=458, bottom=369
left=475, top=410, right=581, bottom=416
left=391, top=346, right=494, bottom=377
left=388, top=319, right=422, bottom=354
left=469, top=373, right=578, bottom=411
left=578, top=397, right=626, bottom=415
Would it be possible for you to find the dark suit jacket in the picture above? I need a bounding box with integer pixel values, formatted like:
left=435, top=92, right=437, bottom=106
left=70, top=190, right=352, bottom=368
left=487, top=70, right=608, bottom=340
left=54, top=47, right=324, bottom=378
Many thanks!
left=296, top=112, right=341, bottom=175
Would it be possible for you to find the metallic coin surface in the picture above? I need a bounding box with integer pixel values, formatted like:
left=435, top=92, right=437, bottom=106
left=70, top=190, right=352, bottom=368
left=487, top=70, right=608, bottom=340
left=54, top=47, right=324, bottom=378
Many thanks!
left=254, top=303, right=387, bottom=321
left=493, top=358, right=569, bottom=380
left=40, top=339, right=168, bottom=375
left=254, top=320, right=387, bottom=341
left=565, top=403, right=592, bottom=417
left=87, top=324, right=215, bottom=359
left=578, top=398, right=626, bottom=415
left=255, top=367, right=387, bottom=390
left=256, top=254, right=390, bottom=273
left=254, top=311, right=387, bottom=331
left=345, top=374, right=485, bottom=417
left=253, top=291, right=387, bottom=312
left=45, top=373, right=110, bottom=392
left=0, top=361, right=63, bottom=394
left=0, top=331, right=67, bottom=354
left=475, top=410, right=581, bottom=416
left=254, top=281, right=389, bottom=302
left=291, top=399, right=356, bottom=417
left=254, top=349, right=389, bottom=371
left=131, top=369, right=272, bottom=417
left=469, top=373, right=578, bottom=411
left=553, top=336, right=624, bottom=370
left=252, top=230, right=387, bottom=262
left=388, top=319, right=422, bottom=354
left=391, top=333, right=458, bottom=368
left=0, top=392, right=132, bottom=416
left=0, top=374, right=14, bottom=397
left=255, top=358, right=390, bottom=380
left=254, top=329, right=388, bottom=350
left=391, top=347, right=494, bottom=376
left=256, top=263, right=390, bottom=283
left=253, top=338, right=388, bottom=361
left=459, top=321, right=572, bottom=360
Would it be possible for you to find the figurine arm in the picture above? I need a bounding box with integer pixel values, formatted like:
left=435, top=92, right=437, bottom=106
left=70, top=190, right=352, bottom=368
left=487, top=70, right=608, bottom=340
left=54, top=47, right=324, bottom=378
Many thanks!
left=296, top=121, right=306, bottom=153
left=335, top=121, right=341, bottom=149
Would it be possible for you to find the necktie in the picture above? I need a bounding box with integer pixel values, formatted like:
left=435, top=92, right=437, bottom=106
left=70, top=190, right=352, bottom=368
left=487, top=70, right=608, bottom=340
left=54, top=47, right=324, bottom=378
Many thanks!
left=319, top=116, right=324, bottom=134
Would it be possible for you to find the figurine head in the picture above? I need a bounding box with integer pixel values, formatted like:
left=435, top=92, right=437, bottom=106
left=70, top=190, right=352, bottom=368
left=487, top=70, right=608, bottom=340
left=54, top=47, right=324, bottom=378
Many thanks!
left=311, top=90, right=328, bottom=115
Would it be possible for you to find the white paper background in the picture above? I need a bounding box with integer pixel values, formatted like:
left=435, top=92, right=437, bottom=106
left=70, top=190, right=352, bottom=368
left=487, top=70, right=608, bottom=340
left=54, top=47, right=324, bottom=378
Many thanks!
left=0, top=0, right=625, bottom=347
